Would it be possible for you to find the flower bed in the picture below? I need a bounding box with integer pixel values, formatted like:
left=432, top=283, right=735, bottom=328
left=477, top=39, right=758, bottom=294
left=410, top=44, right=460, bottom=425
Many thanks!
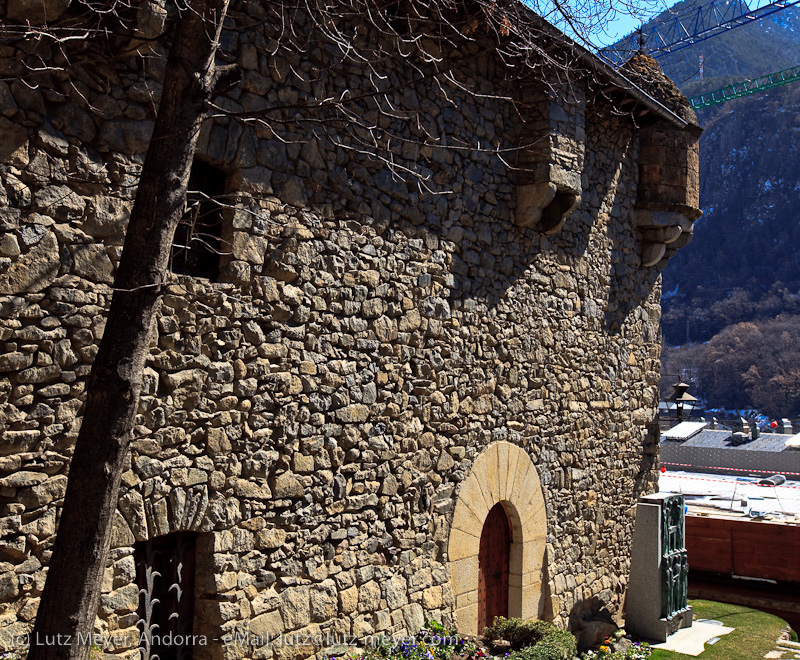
left=339, top=619, right=651, bottom=660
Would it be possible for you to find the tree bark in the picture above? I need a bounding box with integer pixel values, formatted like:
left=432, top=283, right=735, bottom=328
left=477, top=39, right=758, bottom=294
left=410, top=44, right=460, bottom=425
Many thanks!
left=28, top=3, right=230, bottom=660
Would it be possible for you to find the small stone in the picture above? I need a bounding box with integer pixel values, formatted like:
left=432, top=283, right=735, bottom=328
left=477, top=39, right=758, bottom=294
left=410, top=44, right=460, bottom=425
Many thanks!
left=17, top=364, right=61, bottom=384
left=380, top=474, right=398, bottom=496
left=71, top=244, right=115, bottom=283
left=0, top=232, right=59, bottom=294
left=250, top=609, right=284, bottom=639
left=310, top=580, right=337, bottom=622
left=281, top=177, right=307, bottom=207
left=0, top=82, right=18, bottom=118
left=420, top=297, right=451, bottom=320
left=357, top=581, right=381, bottom=613
left=0, top=572, right=19, bottom=602
left=0, top=351, right=33, bottom=372
left=255, top=528, right=287, bottom=549
left=280, top=585, right=310, bottom=629
left=373, top=315, right=398, bottom=343
left=402, top=603, right=425, bottom=633
left=206, top=427, right=232, bottom=456
left=335, top=404, right=369, bottom=423
left=6, top=0, right=71, bottom=24
left=339, top=585, right=358, bottom=614
left=383, top=575, right=408, bottom=610
left=361, top=299, right=385, bottom=318
left=421, top=585, right=443, bottom=609
left=270, top=472, right=304, bottom=498
left=399, top=309, right=421, bottom=332
left=300, top=139, right=326, bottom=170
left=232, top=233, right=268, bottom=264
left=0, top=234, right=21, bottom=257
left=34, top=186, right=86, bottom=219
left=83, top=195, right=129, bottom=238
left=292, top=453, right=314, bottom=473
left=299, top=361, right=317, bottom=375
left=0, top=117, right=29, bottom=167
left=98, top=583, right=139, bottom=616
left=0, top=471, right=48, bottom=488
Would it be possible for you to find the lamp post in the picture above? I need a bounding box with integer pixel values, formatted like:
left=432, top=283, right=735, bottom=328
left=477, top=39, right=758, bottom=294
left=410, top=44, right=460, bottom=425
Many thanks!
left=668, top=381, right=698, bottom=422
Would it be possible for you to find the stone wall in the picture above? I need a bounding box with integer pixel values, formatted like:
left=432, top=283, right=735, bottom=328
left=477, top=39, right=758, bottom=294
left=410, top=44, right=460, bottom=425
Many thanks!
left=0, top=5, right=692, bottom=659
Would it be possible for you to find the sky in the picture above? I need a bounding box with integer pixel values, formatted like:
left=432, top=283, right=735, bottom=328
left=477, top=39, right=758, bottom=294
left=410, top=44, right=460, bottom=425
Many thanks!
left=531, top=0, right=676, bottom=51
left=594, top=12, right=657, bottom=47
left=578, top=0, right=789, bottom=50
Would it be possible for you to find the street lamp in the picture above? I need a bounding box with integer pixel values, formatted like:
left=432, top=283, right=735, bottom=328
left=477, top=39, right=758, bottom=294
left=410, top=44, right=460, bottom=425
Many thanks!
left=667, top=381, right=698, bottom=422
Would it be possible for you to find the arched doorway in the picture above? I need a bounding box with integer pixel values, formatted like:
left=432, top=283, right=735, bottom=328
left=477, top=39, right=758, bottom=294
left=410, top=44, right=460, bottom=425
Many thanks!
left=478, top=503, right=511, bottom=631
left=448, top=441, right=548, bottom=635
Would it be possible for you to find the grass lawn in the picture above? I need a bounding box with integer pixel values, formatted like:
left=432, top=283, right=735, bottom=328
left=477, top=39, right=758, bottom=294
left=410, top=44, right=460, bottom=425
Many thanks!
left=649, top=599, right=791, bottom=660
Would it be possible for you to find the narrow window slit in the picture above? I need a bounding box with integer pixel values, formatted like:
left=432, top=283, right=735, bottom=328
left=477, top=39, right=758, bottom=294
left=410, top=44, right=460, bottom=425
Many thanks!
left=171, top=161, right=227, bottom=280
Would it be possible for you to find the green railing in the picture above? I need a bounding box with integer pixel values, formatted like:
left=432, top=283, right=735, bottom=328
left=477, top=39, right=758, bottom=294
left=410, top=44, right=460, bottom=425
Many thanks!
left=690, top=65, right=800, bottom=108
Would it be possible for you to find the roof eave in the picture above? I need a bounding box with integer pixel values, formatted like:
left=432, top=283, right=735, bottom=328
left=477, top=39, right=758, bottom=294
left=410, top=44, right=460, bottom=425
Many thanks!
left=514, top=6, right=689, bottom=129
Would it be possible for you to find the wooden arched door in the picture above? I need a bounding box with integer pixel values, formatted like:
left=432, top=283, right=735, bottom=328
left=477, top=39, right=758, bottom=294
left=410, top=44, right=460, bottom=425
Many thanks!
left=478, top=502, right=511, bottom=632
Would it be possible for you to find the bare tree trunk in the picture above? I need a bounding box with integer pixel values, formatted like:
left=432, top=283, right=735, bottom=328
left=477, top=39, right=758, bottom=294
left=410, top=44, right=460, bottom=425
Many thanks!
left=28, top=3, right=231, bottom=659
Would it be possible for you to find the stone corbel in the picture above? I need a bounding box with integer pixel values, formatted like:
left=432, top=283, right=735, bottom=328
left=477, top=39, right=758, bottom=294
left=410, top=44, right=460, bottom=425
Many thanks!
left=517, top=182, right=581, bottom=234
left=635, top=206, right=702, bottom=269
left=515, top=78, right=585, bottom=234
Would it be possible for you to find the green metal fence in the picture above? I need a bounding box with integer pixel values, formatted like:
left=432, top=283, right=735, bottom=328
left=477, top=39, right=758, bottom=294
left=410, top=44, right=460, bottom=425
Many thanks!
left=690, top=65, right=800, bottom=108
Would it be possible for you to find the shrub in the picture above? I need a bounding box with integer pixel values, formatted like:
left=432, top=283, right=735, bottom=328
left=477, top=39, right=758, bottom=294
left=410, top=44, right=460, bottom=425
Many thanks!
left=484, top=617, right=563, bottom=650
left=484, top=617, right=577, bottom=660
left=508, top=628, right=577, bottom=660
left=484, top=616, right=521, bottom=642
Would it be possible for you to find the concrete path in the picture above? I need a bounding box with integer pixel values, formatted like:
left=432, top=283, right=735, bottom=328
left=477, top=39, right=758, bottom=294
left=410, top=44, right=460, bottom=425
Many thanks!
left=650, top=620, right=734, bottom=656
left=766, top=638, right=800, bottom=658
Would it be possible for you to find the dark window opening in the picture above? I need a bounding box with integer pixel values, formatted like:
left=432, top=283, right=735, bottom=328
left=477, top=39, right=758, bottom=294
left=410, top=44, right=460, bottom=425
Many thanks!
left=135, top=533, right=197, bottom=660
left=171, top=161, right=226, bottom=279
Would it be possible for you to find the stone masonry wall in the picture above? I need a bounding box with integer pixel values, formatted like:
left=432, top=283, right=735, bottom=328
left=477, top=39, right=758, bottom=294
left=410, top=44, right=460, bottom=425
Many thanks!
left=0, top=6, right=666, bottom=659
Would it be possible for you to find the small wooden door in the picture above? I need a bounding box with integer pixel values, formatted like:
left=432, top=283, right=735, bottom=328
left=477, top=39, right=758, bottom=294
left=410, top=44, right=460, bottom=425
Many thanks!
left=478, top=503, right=511, bottom=632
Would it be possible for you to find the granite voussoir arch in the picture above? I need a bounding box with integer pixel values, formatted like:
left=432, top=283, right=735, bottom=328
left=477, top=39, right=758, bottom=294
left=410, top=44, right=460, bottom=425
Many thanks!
left=447, top=441, right=547, bottom=635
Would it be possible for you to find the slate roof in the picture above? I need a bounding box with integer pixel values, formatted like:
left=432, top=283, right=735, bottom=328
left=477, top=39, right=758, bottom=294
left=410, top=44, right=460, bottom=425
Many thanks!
left=748, top=434, right=796, bottom=452
left=679, top=429, right=735, bottom=449
left=672, top=428, right=795, bottom=452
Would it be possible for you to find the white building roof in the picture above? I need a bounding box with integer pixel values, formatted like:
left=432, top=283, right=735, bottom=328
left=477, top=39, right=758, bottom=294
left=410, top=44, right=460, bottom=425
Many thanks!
left=785, top=433, right=800, bottom=449
left=662, top=421, right=707, bottom=441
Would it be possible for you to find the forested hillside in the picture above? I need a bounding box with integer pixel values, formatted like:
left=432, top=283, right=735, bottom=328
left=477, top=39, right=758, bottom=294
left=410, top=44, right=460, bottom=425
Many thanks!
left=662, top=314, right=800, bottom=417
left=619, top=1, right=800, bottom=345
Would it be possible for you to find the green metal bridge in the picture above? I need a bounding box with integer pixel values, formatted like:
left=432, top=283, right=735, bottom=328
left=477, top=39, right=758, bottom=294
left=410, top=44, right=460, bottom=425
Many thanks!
left=690, top=64, right=800, bottom=108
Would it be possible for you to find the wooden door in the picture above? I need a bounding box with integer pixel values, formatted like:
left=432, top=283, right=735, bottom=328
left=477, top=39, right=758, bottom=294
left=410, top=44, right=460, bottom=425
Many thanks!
left=478, top=503, right=511, bottom=632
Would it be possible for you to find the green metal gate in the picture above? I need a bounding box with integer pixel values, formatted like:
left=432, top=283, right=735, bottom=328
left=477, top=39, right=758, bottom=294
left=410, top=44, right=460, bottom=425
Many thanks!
left=660, top=494, right=690, bottom=620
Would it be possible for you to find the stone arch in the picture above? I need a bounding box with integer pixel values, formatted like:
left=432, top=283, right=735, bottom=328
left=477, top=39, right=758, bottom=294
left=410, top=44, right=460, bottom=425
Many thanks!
left=448, top=441, right=547, bottom=635
left=117, top=484, right=211, bottom=543
left=112, top=484, right=233, bottom=659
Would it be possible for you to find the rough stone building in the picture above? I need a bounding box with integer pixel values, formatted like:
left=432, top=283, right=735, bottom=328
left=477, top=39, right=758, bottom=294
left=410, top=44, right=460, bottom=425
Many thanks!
left=0, top=2, right=700, bottom=659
